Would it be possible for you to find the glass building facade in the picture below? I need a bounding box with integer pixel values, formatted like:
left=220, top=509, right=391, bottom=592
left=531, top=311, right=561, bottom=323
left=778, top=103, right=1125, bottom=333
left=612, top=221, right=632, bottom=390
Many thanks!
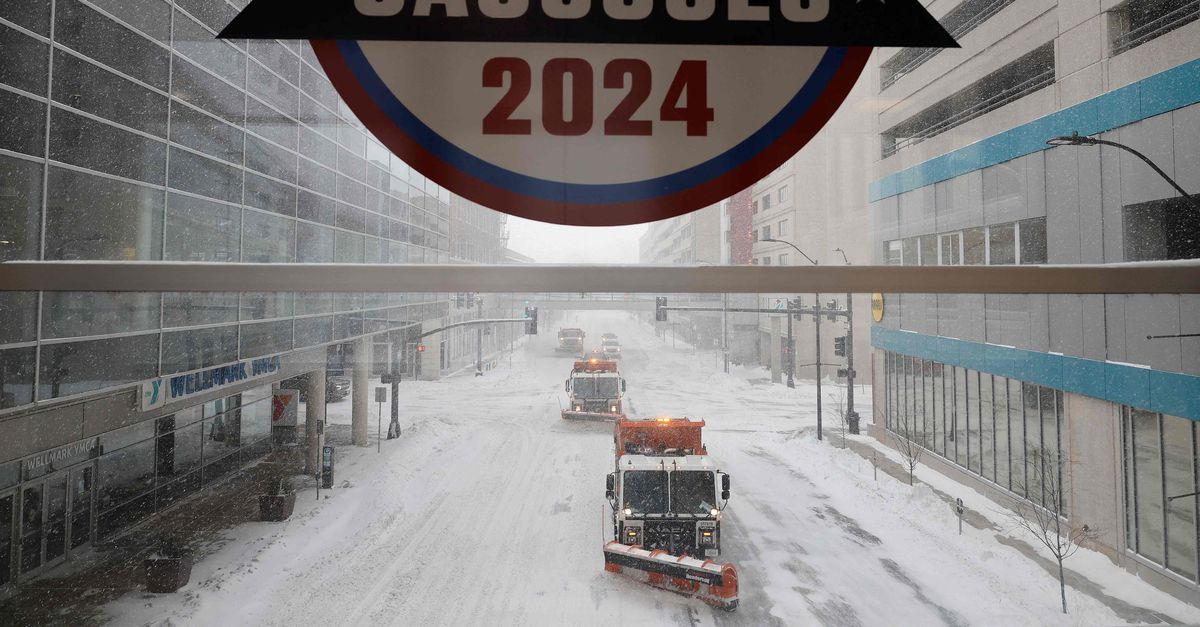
left=881, top=351, right=1066, bottom=512
left=0, top=0, right=508, bottom=413
left=1, top=385, right=271, bottom=579
left=1123, top=408, right=1200, bottom=584
left=0, top=0, right=512, bottom=587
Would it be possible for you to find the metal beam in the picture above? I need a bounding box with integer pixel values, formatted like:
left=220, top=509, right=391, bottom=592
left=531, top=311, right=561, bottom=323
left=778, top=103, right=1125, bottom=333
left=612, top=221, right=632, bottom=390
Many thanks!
left=418, top=318, right=527, bottom=338
left=0, top=261, right=1197, bottom=294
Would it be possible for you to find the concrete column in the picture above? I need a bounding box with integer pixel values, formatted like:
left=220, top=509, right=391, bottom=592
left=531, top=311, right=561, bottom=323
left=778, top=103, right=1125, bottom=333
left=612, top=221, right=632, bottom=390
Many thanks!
left=770, top=316, right=782, bottom=384
left=352, top=337, right=370, bottom=447
left=305, top=368, right=326, bottom=475
left=420, top=333, right=441, bottom=380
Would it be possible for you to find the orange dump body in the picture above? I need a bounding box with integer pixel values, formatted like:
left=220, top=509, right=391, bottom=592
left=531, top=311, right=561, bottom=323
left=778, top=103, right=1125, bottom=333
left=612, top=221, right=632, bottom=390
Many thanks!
left=615, top=418, right=706, bottom=457
left=573, top=359, right=619, bottom=373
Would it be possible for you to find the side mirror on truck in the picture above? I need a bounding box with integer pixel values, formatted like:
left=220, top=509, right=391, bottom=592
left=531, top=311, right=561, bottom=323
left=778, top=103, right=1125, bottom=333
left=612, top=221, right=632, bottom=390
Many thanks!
left=621, top=379, right=626, bottom=392
left=606, top=473, right=615, bottom=500
left=721, top=474, right=731, bottom=500
left=564, top=379, right=570, bottom=392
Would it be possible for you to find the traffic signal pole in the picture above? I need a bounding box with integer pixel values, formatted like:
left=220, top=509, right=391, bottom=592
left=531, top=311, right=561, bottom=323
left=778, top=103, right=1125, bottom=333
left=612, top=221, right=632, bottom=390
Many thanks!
left=658, top=298, right=854, bottom=441
left=845, top=291, right=859, bottom=434
left=814, top=295, right=822, bottom=441
left=786, top=306, right=795, bottom=389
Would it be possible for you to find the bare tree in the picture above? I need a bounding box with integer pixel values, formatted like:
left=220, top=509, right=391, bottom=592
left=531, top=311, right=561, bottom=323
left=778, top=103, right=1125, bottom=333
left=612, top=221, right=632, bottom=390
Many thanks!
left=1007, top=448, right=1099, bottom=614
left=882, top=408, right=925, bottom=485
left=829, top=386, right=848, bottom=449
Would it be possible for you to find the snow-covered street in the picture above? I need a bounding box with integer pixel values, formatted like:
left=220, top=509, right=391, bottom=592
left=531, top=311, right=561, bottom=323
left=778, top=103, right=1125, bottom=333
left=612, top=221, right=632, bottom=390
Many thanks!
left=104, top=313, right=1200, bottom=626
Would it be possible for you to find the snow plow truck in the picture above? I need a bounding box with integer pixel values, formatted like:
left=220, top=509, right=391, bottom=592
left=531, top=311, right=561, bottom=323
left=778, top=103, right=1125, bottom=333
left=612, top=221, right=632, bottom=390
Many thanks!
left=603, top=417, right=738, bottom=611
left=562, top=358, right=626, bottom=421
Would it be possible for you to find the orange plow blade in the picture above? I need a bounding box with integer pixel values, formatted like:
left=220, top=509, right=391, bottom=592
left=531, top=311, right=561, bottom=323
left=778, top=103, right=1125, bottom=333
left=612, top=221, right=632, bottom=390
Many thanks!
left=602, top=541, right=739, bottom=611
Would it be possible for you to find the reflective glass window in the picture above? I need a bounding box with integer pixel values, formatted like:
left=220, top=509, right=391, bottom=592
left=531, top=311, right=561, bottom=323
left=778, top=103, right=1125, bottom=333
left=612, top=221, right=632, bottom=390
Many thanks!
left=0, top=155, right=43, bottom=261
left=0, top=0, right=51, bottom=35
left=0, top=88, right=47, bottom=157
left=48, top=108, right=166, bottom=185
left=163, top=292, right=239, bottom=328
left=0, top=347, right=36, bottom=409
left=38, top=334, right=159, bottom=399
left=988, top=223, right=1016, bottom=265
left=41, top=292, right=160, bottom=339
left=0, top=23, right=50, bottom=95
left=170, top=102, right=244, bottom=165
left=52, top=49, right=167, bottom=136
left=55, top=0, right=169, bottom=90
left=44, top=166, right=163, bottom=261
left=242, top=210, right=295, bottom=263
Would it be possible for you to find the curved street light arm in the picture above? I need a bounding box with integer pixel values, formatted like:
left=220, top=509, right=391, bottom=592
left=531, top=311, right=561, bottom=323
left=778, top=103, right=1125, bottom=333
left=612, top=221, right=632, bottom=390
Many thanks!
left=762, top=238, right=818, bottom=266
left=1049, top=132, right=1200, bottom=211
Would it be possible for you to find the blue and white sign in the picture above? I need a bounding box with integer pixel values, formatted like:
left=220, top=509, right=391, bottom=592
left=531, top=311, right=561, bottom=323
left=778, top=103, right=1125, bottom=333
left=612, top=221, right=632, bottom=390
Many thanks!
left=141, top=356, right=283, bottom=411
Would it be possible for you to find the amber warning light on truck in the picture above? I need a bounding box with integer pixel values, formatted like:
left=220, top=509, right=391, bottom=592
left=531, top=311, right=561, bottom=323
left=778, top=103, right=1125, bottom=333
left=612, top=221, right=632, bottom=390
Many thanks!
left=220, top=1, right=955, bottom=226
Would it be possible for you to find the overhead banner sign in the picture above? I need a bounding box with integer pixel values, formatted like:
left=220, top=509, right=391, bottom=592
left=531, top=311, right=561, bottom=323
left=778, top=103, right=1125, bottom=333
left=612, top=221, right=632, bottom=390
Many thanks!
left=141, top=355, right=284, bottom=411
left=220, top=1, right=954, bottom=226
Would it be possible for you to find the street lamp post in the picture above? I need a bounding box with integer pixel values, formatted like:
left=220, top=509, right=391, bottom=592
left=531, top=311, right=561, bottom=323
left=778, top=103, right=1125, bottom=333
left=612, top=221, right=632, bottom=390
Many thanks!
left=762, top=238, right=823, bottom=439
left=834, top=247, right=860, bottom=435
left=1047, top=132, right=1200, bottom=210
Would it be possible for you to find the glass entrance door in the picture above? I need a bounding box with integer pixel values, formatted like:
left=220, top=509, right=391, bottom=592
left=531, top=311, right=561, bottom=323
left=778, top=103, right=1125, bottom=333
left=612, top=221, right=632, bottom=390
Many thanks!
left=44, top=474, right=68, bottom=565
left=14, top=464, right=94, bottom=579
left=19, top=484, right=42, bottom=574
left=69, top=466, right=93, bottom=551
left=0, top=491, right=13, bottom=586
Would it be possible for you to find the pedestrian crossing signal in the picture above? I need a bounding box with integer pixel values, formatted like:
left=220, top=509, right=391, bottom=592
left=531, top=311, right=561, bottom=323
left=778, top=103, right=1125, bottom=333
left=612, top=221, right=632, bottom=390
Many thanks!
left=655, top=297, right=668, bottom=322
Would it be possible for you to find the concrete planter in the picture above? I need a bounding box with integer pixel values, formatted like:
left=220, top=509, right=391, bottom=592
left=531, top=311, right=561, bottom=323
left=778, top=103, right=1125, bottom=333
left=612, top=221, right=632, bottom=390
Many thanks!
left=144, top=553, right=193, bottom=593
left=258, top=492, right=296, bottom=522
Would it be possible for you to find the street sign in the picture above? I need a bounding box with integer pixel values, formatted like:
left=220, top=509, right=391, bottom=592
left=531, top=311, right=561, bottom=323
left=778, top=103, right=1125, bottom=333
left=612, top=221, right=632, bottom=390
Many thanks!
left=220, top=2, right=954, bottom=226
left=375, top=386, right=388, bottom=403
left=381, top=373, right=401, bottom=384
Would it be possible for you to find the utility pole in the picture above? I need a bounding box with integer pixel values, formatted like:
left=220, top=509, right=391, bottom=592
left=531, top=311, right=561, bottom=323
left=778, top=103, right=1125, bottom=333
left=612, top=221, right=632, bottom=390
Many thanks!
left=475, top=294, right=483, bottom=376
left=835, top=247, right=860, bottom=435
left=786, top=299, right=795, bottom=389
left=844, top=291, right=859, bottom=434
left=814, top=294, right=823, bottom=441
left=722, top=292, right=729, bottom=374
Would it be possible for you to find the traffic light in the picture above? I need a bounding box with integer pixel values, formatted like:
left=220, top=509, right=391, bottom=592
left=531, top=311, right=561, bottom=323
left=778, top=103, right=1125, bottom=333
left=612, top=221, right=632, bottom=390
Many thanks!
left=655, top=297, right=668, bottom=322
left=524, top=306, right=538, bottom=335
left=833, top=336, right=847, bottom=357
left=826, top=298, right=840, bottom=321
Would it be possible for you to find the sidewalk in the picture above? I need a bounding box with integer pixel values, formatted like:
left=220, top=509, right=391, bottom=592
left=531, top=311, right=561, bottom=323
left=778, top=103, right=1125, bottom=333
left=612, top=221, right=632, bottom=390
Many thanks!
left=835, top=429, right=1182, bottom=625
left=0, top=440, right=320, bottom=627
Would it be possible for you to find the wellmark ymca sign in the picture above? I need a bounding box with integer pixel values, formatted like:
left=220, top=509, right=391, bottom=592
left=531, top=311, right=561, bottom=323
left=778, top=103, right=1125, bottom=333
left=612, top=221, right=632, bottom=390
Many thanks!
left=220, top=0, right=954, bottom=226
left=141, top=356, right=283, bottom=411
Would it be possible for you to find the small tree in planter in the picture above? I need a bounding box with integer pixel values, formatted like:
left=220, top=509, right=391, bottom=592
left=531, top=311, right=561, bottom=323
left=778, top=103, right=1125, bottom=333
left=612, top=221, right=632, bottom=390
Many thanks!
left=259, top=472, right=296, bottom=522
left=144, top=537, right=193, bottom=593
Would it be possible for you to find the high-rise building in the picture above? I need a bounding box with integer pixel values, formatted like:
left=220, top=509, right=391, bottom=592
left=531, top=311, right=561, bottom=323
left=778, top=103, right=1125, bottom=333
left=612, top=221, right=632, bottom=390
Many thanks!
left=749, top=68, right=876, bottom=383
left=0, top=0, right=506, bottom=584
left=868, top=0, right=1200, bottom=602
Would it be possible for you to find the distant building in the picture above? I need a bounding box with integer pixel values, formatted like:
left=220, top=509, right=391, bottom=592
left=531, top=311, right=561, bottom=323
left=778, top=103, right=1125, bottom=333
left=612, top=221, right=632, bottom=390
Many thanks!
left=503, top=249, right=537, bottom=264
left=749, top=68, right=876, bottom=383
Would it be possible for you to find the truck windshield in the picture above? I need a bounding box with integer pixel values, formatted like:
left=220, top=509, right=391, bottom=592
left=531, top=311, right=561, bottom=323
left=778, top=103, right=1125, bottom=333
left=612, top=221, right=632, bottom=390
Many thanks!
left=670, top=471, right=716, bottom=515
left=572, top=378, right=596, bottom=397
left=595, top=378, right=619, bottom=397
left=573, top=377, right=618, bottom=397
left=623, top=471, right=668, bottom=515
